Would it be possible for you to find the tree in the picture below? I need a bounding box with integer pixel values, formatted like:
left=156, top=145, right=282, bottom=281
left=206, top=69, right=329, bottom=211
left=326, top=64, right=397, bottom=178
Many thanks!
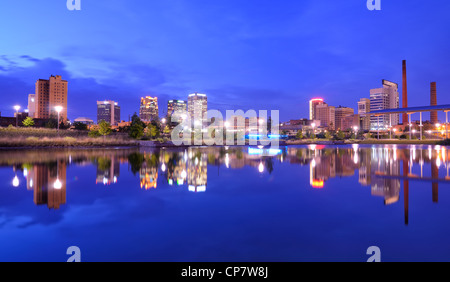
left=148, top=122, right=160, bottom=140
left=98, top=120, right=112, bottom=140
left=22, top=117, right=35, bottom=127
left=73, top=122, right=88, bottom=130
left=163, top=125, right=171, bottom=135
left=325, top=131, right=332, bottom=139
left=336, top=130, right=345, bottom=140
left=296, top=130, right=303, bottom=140
left=129, top=113, right=145, bottom=139
left=45, top=118, right=57, bottom=129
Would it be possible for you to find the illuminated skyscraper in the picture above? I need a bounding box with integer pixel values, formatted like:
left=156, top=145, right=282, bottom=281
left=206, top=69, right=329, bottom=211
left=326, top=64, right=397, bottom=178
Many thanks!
left=309, top=98, right=324, bottom=120
left=188, top=93, right=207, bottom=124
left=167, top=99, right=187, bottom=123
left=97, top=100, right=120, bottom=125
left=140, top=96, right=159, bottom=122
left=370, top=80, right=399, bottom=131
left=35, top=75, right=68, bottom=121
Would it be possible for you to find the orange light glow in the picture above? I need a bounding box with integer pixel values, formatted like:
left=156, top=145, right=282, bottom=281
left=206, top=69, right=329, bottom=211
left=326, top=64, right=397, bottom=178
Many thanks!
left=311, top=180, right=324, bottom=188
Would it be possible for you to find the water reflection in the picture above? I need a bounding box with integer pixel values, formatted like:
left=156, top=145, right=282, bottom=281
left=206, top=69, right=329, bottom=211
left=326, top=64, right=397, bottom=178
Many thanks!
left=2, top=145, right=450, bottom=214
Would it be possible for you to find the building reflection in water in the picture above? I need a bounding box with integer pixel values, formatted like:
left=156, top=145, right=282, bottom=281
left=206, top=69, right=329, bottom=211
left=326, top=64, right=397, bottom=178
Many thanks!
left=95, top=155, right=120, bottom=185
left=25, top=160, right=67, bottom=210
left=3, top=146, right=450, bottom=221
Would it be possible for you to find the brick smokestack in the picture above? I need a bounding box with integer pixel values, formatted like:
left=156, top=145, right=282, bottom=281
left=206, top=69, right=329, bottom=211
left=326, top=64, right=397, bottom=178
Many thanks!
left=430, top=82, right=437, bottom=124
left=402, top=60, right=408, bottom=124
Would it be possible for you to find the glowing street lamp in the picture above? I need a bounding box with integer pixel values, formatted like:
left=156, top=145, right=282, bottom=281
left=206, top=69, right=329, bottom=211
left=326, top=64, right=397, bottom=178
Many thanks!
left=55, top=106, right=63, bottom=131
left=14, top=105, right=20, bottom=127
left=311, top=123, right=316, bottom=140
left=161, top=118, right=167, bottom=124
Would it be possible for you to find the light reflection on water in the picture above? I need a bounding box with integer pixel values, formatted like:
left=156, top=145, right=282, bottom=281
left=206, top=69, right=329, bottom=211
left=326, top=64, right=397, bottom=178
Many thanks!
left=1, top=145, right=450, bottom=261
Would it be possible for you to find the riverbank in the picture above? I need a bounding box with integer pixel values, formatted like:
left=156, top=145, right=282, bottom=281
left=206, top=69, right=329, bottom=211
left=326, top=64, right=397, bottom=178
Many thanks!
left=285, top=139, right=444, bottom=146
left=0, top=137, right=138, bottom=148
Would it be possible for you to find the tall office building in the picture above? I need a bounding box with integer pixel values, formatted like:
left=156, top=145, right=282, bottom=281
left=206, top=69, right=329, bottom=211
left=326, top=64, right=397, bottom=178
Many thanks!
left=35, top=75, right=68, bottom=121
left=167, top=100, right=187, bottom=123
left=335, top=106, right=354, bottom=130
left=357, top=98, right=371, bottom=131
left=188, top=93, right=207, bottom=124
left=28, top=94, right=36, bottom=118
left=370, top=80, right=399, bottom=131
left=97, top=100, right=120, bottom=125
left=315, top=104, right=335, bottom=130
left=309, top=98, right=324, bottom=120
left=140, top=96, right=159, bottom=122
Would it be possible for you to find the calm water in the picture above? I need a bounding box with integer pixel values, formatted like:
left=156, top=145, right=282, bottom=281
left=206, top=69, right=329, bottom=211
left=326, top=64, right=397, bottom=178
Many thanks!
left=1, top=144, right=450, bottom=262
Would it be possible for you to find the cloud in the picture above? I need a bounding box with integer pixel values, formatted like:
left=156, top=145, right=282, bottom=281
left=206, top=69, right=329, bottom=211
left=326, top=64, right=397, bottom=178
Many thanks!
left=0, top=55, right=171, bottom=120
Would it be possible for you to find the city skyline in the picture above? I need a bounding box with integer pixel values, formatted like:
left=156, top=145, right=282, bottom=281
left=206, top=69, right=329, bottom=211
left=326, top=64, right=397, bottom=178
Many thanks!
left=1, top=1, right=450, bottom=122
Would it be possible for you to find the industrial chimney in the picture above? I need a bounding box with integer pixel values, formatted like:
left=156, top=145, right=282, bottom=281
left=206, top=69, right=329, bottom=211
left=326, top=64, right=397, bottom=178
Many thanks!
left=402, top=60, right=408, bottom=125
left=430, top=82, right=437, bottom=124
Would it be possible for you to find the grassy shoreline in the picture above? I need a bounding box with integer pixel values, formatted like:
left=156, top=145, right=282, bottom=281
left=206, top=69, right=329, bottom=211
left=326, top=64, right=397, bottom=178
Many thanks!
left=0, top=127, right=447, bottom=148
left=0, top=137, right=138, bottom=148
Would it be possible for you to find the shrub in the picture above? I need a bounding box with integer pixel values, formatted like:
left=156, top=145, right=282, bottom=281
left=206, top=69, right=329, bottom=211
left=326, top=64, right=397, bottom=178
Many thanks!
left=88, top=130, right=101, bottom=138
left=63, top=137, right=76, bottom=142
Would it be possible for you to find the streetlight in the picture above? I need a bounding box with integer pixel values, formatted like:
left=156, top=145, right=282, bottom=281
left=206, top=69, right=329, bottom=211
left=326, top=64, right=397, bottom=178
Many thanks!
left=14, top=105, right=20, bottom=127
left=55, top=106, right=63, bottom=131
left=353, top=126, right=359, bottom=139
left=311, top=123, right=316, bottom=140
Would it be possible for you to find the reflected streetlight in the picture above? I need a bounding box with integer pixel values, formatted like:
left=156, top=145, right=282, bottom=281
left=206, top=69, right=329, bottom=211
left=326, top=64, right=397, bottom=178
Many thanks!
left=12, top=175, right=19, bottom=187
left=14, top=105, right=21, bottom=127
left=258, top=162, right=264, bottom=173
left=55, top=106, right=63, bottom=131
left=54, top=179, right=62, bottom=190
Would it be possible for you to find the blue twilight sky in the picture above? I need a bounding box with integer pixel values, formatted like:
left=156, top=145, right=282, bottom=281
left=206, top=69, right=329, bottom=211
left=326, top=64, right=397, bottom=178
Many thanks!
left=1, top=0, right=450, bottom=122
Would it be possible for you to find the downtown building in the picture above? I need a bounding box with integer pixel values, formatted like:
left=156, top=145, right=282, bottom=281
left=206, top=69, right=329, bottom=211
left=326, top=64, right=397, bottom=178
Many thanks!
left=188, top=93, right=207, bottom=125
left=357, top=98, right=371, bottom=131
left=140, top=96, right=159, bottom=122
left=335, top=106, right=354, bottom=130
left=369, top=80, right=399, bottom=131
left=35, top=75, right=68, bottom=121
left=309, top=98, right=324, bottom=120
left=97, top=100, right=120, bottom=125
left=27, top=94, right=36, bottom=118
left=315, top=103, right=335, bottom=130
left=167, top=99, right=187, bottom=123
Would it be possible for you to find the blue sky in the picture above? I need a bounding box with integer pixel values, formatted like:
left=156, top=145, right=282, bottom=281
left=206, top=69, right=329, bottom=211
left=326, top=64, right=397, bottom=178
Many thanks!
left=1, top=0, right=450, bottom=122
